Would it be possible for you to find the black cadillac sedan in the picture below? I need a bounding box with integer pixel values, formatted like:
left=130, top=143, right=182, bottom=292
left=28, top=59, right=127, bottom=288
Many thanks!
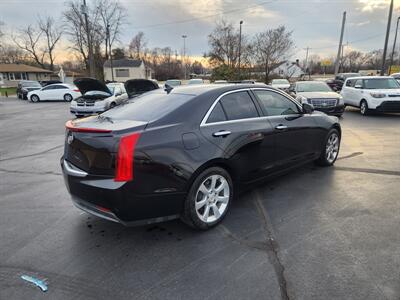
left=61, top=84, right=341, bottom=230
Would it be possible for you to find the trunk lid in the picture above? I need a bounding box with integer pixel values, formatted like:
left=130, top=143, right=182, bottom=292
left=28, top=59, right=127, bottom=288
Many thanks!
left=64, top=116, right=147, bottom=176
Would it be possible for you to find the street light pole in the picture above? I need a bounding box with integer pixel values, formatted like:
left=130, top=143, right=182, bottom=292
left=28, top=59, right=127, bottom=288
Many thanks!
left=389, top=16, right=400, bottom=75
left=106, top=24, right=114, bottom=82
left=182, top=35, right=187, bottom=80
left=238, top=20, right=243, bottom=80
left=334, top=11, right=346, bottom=75
left=381, top=0, right=394, bottom=75
left=82, top=0, right=95, bottom=78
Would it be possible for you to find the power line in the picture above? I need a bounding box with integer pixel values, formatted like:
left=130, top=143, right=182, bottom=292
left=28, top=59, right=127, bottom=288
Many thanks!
left=129, top=0, right=278, bottom=30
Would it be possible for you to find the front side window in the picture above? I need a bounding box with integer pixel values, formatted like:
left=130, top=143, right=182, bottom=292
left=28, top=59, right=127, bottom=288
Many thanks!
left=354, top=79, right=363, bottom=88
left=254, top=90, right=299, bottom=116
left=42, top=85, right=54, bottom=91
left=219, top=91, right=259, bottom=121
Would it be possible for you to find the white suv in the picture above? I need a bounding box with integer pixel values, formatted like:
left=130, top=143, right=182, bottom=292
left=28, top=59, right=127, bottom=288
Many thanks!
left=341, top=76, right=400, bottom=115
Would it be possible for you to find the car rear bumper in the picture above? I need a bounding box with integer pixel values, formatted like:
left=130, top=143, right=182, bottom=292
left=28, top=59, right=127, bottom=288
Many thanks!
left=61, top=159, right=183, bottom=225
left=315, top=105, right=345, bottom=116
left=375, top=101, right=400, bottom=112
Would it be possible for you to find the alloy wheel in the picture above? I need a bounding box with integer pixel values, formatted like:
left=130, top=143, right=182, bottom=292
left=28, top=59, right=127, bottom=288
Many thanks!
left=360, top=101, right=367, bottom=115
left=326, top=133, right=339, bottom=164
left=195, top=175, right=230, bottom=223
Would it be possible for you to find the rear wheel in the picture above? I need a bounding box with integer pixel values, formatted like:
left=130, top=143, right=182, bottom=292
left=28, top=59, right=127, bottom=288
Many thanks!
left=64, top=94, right=73, bottom=102
left=30, top=95, right=40, bottom=103
left=360, top=100, right=370, bottom=116
left=315, top=129, right=340, bottom=166
left=181, top=167, right=233, bottom=230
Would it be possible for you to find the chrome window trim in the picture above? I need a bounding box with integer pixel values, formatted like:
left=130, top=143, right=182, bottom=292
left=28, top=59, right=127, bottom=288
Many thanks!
left=200, top=87, right=303, bottom=127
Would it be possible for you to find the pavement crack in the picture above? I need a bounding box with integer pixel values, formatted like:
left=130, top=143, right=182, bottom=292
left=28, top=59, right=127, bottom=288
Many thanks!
left=254, top=191, right=290, bottom=300
left=337, top=152, right=363, bottom=160
left=217, top=225, right=267, bottom=251
left=0, top=167, right=62, bottom=176
left=335, top=166, right=400, bottom=177
left=0, top=144, right=63, bottom=162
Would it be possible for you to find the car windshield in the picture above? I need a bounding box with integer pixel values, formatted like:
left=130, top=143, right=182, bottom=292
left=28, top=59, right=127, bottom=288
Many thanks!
left=22, top=81, right=41, bottom=87
left=343, top=73, right=360, bottom=79
left=364, top=78, right=400, bottom=89
left=101, top=91, right=194, bottom=122
left=165, top=80, right=181, bottom=86
left=188, top=79, right=203, bottom=84
left=272, top=79, right=289, bottom=84
left=297, top=82, right=332, bottom=92
left=106, top=84, right=116, bottom=94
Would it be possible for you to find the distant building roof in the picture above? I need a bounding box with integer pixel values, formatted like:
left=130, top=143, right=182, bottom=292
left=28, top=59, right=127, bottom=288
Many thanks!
left=0, top=63, right=53, bottom=73
left=104, top=59, right=143, bottom=68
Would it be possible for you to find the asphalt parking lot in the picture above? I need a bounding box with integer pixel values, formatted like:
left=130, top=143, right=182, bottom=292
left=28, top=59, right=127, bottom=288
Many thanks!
left=1, top=97, right=399, bottom=300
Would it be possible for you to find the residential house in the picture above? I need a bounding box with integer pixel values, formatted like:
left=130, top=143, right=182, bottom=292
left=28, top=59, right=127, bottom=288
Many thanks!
left=272, top=60, right=305, bottom=79
left=0, top=63, right=53, bottom=87
left=103, top=59, right=154, bottom=82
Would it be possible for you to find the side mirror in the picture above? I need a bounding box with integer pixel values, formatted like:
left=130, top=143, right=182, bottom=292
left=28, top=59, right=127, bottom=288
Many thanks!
left=302, top=103, right=314, bottom=114
left=115, top=92, right=122, bottom=96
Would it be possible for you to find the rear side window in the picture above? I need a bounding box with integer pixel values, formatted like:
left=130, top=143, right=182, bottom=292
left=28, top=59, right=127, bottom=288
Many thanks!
left=207, top=102, right=227, bottom=123
left=219, top=91, right=259, bottom=120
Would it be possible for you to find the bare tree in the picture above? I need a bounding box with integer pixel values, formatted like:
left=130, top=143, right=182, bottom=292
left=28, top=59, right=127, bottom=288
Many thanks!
left=208, top=20, right=240, bottom=68
left=0, top=45, right=28, bottom=63
left=129, top=31, right=146, bottom=59
left=12, top=25, right=46, bottom=68
left=96, top=0, right=126, bottom=59
left=38, top=16, right=62, bottom=71
left=254, top=25, right=294, bottom=83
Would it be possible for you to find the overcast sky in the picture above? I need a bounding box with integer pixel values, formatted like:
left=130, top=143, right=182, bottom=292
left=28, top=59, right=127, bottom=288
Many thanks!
left=0, top=0, right=398, bottom=62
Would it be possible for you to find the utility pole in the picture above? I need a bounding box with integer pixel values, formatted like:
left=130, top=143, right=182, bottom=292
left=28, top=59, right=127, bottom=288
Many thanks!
left=334, top=11, right=346, bottom=75
left=182, top=35, right=187, bottom=80
left=238, top=20, right=243, bottom=80
left=389, top=17, right=399, bottom=74
left=106, top=24, right=114, bottom=82
left=382, top=0, right=394, bottom=75
left=82, top=0, right=95, bottom=78
left=304, top=46, right=310, bottom=77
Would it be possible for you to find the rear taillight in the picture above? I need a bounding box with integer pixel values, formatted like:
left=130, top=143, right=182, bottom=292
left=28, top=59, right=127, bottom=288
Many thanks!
left=73, top=89, right=80, bottom=92
left=65, top=120, right=112, bottom=133
left=114, top=132, right=141, bottom=182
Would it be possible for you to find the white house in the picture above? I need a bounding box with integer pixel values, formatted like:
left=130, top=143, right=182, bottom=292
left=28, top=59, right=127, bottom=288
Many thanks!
left=272, top=61, right=305, bottom=79
left=103, top=59, right=154, bottom=82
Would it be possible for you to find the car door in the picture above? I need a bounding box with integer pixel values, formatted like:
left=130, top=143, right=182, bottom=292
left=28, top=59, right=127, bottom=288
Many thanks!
left=352, top=79, right=364, bottom=106
left=252, top=88, right=320, bottom=170
left=38, top=85, right=54, bottom=100
left=52, top=85, right=67, bottom=100
left=200, top=89, right=275, bottom=183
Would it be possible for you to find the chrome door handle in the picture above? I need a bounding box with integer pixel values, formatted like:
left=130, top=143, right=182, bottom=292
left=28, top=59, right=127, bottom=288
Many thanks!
left=275, top=125, right=288, bottom=130
left=213, top=130, right=231, bottom=137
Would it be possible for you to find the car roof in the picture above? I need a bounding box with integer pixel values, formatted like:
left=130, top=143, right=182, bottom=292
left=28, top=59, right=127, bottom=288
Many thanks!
left=163, top=83, right=269, bottom=96
left=345, top=76, right=393, bottom=80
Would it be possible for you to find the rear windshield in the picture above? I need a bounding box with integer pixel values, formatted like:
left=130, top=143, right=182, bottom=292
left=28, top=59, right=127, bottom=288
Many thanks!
left=101, top=91, right=194, bottom=121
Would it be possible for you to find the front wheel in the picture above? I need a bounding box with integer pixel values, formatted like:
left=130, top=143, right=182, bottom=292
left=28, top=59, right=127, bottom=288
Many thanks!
left=30, top=95, right=40, bottom=103
left=315, top=129, right=341, bottom=167
left=360, top=100, right=370, bottom=116
left=181, top=167, right=233, bottom=230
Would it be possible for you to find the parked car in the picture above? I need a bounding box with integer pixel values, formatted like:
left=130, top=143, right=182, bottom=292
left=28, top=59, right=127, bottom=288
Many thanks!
left=290, top=81, right=345, bottom=117
left=341, top=76, right=400, bottom=115
left=27, top=83, right=81, bottom=103
left=188, top=78, right=204, bottom=85
left=40, top=80, right=62, bottom=87
left=214, top=80, right=228, bottom=84
left=391, top=72, right=400, bottom=83
left=271, top=79, right=290, bottom=90
left=61, top=84, right=341, bottom=229
left=70, top=78, right=128, bottom=117
left=124, top=79, right=159, bottom=99
left=164, top=79, right=182, bottom=89
left=330, top=73, right=361, bottom=91
left=17, top=80, right=42, bottom=100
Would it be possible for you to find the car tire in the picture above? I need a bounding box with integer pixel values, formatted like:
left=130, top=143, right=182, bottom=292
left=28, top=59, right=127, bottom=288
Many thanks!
left=30, top=95, right=40, bottom=103
left=64, top=94, right=73, bottom=102
left=360, top=100, right=370, bottom=116
left=181, top=167, right=233, bottom=230
left=315, top=128, right=341, bottom=167
left=17, top=93, right=22, bottom=99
